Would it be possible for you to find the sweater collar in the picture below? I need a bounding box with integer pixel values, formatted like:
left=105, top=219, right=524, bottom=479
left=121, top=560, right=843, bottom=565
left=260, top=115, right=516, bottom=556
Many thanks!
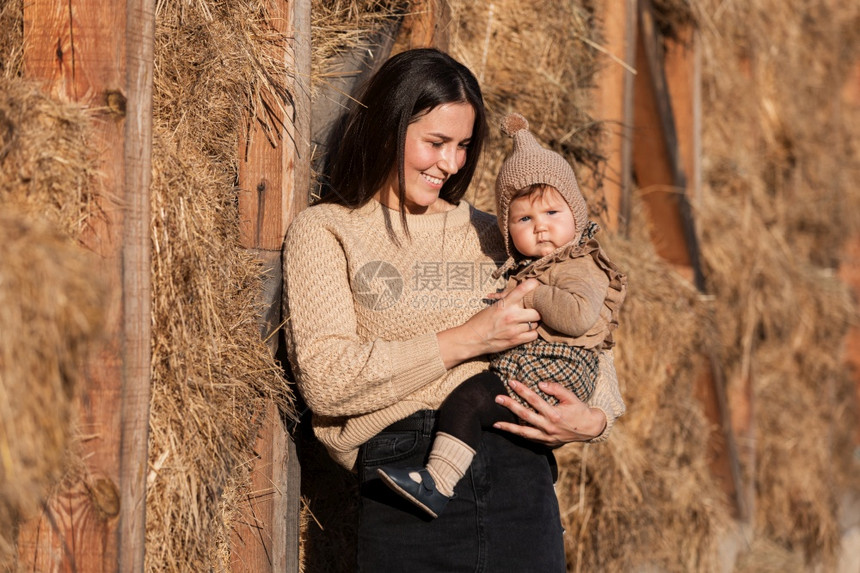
left=360, top=199, right=472, bottom=232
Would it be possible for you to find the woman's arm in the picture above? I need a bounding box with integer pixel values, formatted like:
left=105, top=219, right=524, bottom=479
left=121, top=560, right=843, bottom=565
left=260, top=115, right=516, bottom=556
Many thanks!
left=284, top=214, right=447, bottom=418
left=493, top=349, right=625, bottom=444
left=436, top=279, right=542, bottom=369
left=284, top=211, right=542, bottom=419
left=492, top=380, right=607, bottom=445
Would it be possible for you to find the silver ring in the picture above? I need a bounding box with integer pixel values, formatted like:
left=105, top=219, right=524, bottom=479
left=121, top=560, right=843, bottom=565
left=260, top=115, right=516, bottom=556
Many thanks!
left=527, top=321, right=533, bottom=331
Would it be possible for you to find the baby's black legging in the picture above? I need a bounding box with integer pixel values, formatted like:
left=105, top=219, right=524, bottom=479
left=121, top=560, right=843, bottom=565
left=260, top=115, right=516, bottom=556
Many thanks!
left=436, top=370, right=518, bottom=450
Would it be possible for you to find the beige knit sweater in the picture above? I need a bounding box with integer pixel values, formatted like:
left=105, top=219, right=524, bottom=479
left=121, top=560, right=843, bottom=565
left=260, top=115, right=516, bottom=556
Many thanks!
left=283, top=199, right=623, bottom=470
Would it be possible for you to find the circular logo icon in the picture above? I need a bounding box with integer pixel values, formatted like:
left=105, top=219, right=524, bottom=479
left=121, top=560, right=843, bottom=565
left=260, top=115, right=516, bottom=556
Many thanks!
left=354, top=261, right=403, bottom=311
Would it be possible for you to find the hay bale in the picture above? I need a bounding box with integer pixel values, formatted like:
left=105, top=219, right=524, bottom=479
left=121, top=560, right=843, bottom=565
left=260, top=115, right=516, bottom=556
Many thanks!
left=550, top=198, right=731, bottom=572
left=0, top=209, right=107, bottom=568
left=147, top=1, right=296, bottom=569
left=0, top=0, right=298, bottom=568
left=693, top=0, right=860, bottom=567
left=0, top=0, right=22, bottom=79
left=448, top=0, right=606, bottom=214
left=0, top=77, right=100, bottom=237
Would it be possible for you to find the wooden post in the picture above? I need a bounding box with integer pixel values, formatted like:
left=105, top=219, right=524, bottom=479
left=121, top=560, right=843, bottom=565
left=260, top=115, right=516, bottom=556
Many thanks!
left=632, top=0, right=702, bottom=285
left=591, top=0, right=636, bottom=235
left=310, top=21, right=400, bottom=198
left=632, top=0, right=748, bottom=521
left=663, top=26, right=701, bottom=205
left=840, top=236, right=860, bottom=451
left=392, top=0, right=451, bottom=52
left=119, top=1, right=155, bottom=569
left=230, top=0, right=310, bottom=570
left=17, top=0, right=154, bottom=569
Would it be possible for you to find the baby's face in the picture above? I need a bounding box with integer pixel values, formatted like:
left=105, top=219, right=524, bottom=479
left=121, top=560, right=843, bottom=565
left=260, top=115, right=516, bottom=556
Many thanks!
left=507, top=186, right=578, bottom=258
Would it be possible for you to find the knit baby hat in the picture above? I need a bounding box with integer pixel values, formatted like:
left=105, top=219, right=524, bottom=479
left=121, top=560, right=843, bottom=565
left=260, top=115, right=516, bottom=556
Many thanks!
left=495, top=112, right=589, bottom=262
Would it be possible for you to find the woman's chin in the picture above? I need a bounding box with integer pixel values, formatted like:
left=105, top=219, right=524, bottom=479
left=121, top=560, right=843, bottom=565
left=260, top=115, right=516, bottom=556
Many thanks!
left=405, top=197, right=447, bottom=214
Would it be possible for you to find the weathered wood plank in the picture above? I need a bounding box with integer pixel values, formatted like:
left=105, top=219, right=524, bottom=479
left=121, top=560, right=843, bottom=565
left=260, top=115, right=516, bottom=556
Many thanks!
left=119, top=1, right=155, bottom=570
left=591, top=0, right=636, bottom=235
left=392, top=0, right=450, bottom=52
left=238, top=0, right=311, bottom=251
left=633, top=0, right=705, bottom=287
left=664, top=25, right=701, bottom=206
left=18, top=0, right=154, bottom=569
left=232, top=0, right=310, bottom=569
left=695, top=355, right=750, bottom=521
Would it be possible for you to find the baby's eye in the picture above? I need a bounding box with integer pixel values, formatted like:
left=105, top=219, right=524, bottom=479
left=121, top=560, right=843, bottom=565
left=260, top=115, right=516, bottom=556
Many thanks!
left=518, top=216, right=531, bottom=223
left=547, top=210, right=559, bottom=215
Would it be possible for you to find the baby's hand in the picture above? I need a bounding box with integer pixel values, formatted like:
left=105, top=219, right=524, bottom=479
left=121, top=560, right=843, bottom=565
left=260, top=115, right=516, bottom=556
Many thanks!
left=482, top=281, right=521, bottom=304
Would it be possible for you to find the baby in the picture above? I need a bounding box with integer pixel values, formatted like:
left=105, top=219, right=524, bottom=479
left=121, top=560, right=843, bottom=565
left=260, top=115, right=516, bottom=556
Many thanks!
left=378, top=113, right=627, bottom=518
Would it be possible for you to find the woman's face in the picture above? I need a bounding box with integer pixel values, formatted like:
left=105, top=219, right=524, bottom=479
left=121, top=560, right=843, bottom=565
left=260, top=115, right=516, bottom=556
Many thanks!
left=377, top=102, right=476, bottom=214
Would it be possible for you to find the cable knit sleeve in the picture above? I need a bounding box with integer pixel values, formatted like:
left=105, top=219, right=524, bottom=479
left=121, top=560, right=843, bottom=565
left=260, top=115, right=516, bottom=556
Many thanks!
left=283, top=209, right=447, bottom=418
left=586, top=348, right=626, bottom=442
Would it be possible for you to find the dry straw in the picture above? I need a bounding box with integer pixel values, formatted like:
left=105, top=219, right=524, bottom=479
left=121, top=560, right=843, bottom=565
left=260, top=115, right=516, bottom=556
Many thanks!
left=0, top=209, right=107, bottom=568
left=311, top=0, right=406, bottom=98
left=692, top=0, right=860, bottom=567
left=0, top=0, right=22, bottom=79
left=448, top=0, right=606, bottom=215
left=1, top=0, right=297, bottom=570
left=0, top=77, right=106, bottom=568
left=148, top=1, right=295, bottom=569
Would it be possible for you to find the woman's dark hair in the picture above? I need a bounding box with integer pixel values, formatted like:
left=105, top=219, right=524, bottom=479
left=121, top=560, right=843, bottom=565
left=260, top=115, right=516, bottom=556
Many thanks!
left=316, top=48, right=488, bottom=229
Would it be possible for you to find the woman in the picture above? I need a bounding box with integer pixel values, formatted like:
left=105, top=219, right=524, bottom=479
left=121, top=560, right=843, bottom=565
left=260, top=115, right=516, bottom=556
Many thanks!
left=283, top=48, right=624, bottom=572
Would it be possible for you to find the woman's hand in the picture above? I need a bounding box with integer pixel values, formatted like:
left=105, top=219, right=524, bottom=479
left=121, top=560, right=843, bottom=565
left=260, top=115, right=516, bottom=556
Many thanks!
left=492, top=380, right=607, bottom=446
left=437, top=279, right=541, bottom=369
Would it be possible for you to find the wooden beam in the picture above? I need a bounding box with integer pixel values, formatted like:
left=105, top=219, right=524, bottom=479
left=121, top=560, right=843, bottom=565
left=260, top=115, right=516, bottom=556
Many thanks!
left=391, top=0, right=451, bottom=52
left=591, top=0, right=636, bottom=235
left=17, top=0, right=153, bottom=569
left=664, top=25, right=701, bottom=205
left=695, top=354, right=750, bottom=521
left=119, top=1, right=155, bottom=570
left=632, top=0, right=704, bottom=289
left=311, top=20, right=400, bottom=198
left=231, top=0, right=310, bottom=570
left=839, top=236, right=860, bottom=450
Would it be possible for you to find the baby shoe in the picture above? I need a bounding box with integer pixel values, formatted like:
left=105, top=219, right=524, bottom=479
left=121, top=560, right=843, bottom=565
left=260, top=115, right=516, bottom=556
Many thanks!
left=377, top=466, right=450, bottom=518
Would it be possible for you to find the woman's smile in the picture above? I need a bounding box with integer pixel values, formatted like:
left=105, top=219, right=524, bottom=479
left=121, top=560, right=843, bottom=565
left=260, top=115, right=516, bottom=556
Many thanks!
left=376, top=102, right=476, bottom=214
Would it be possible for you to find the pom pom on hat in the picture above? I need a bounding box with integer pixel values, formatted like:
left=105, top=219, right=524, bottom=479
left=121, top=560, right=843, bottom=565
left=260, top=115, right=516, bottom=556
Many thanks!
left=500, top=113, right=529, bottom=137
left=494, top=112, right=590, bottom=264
